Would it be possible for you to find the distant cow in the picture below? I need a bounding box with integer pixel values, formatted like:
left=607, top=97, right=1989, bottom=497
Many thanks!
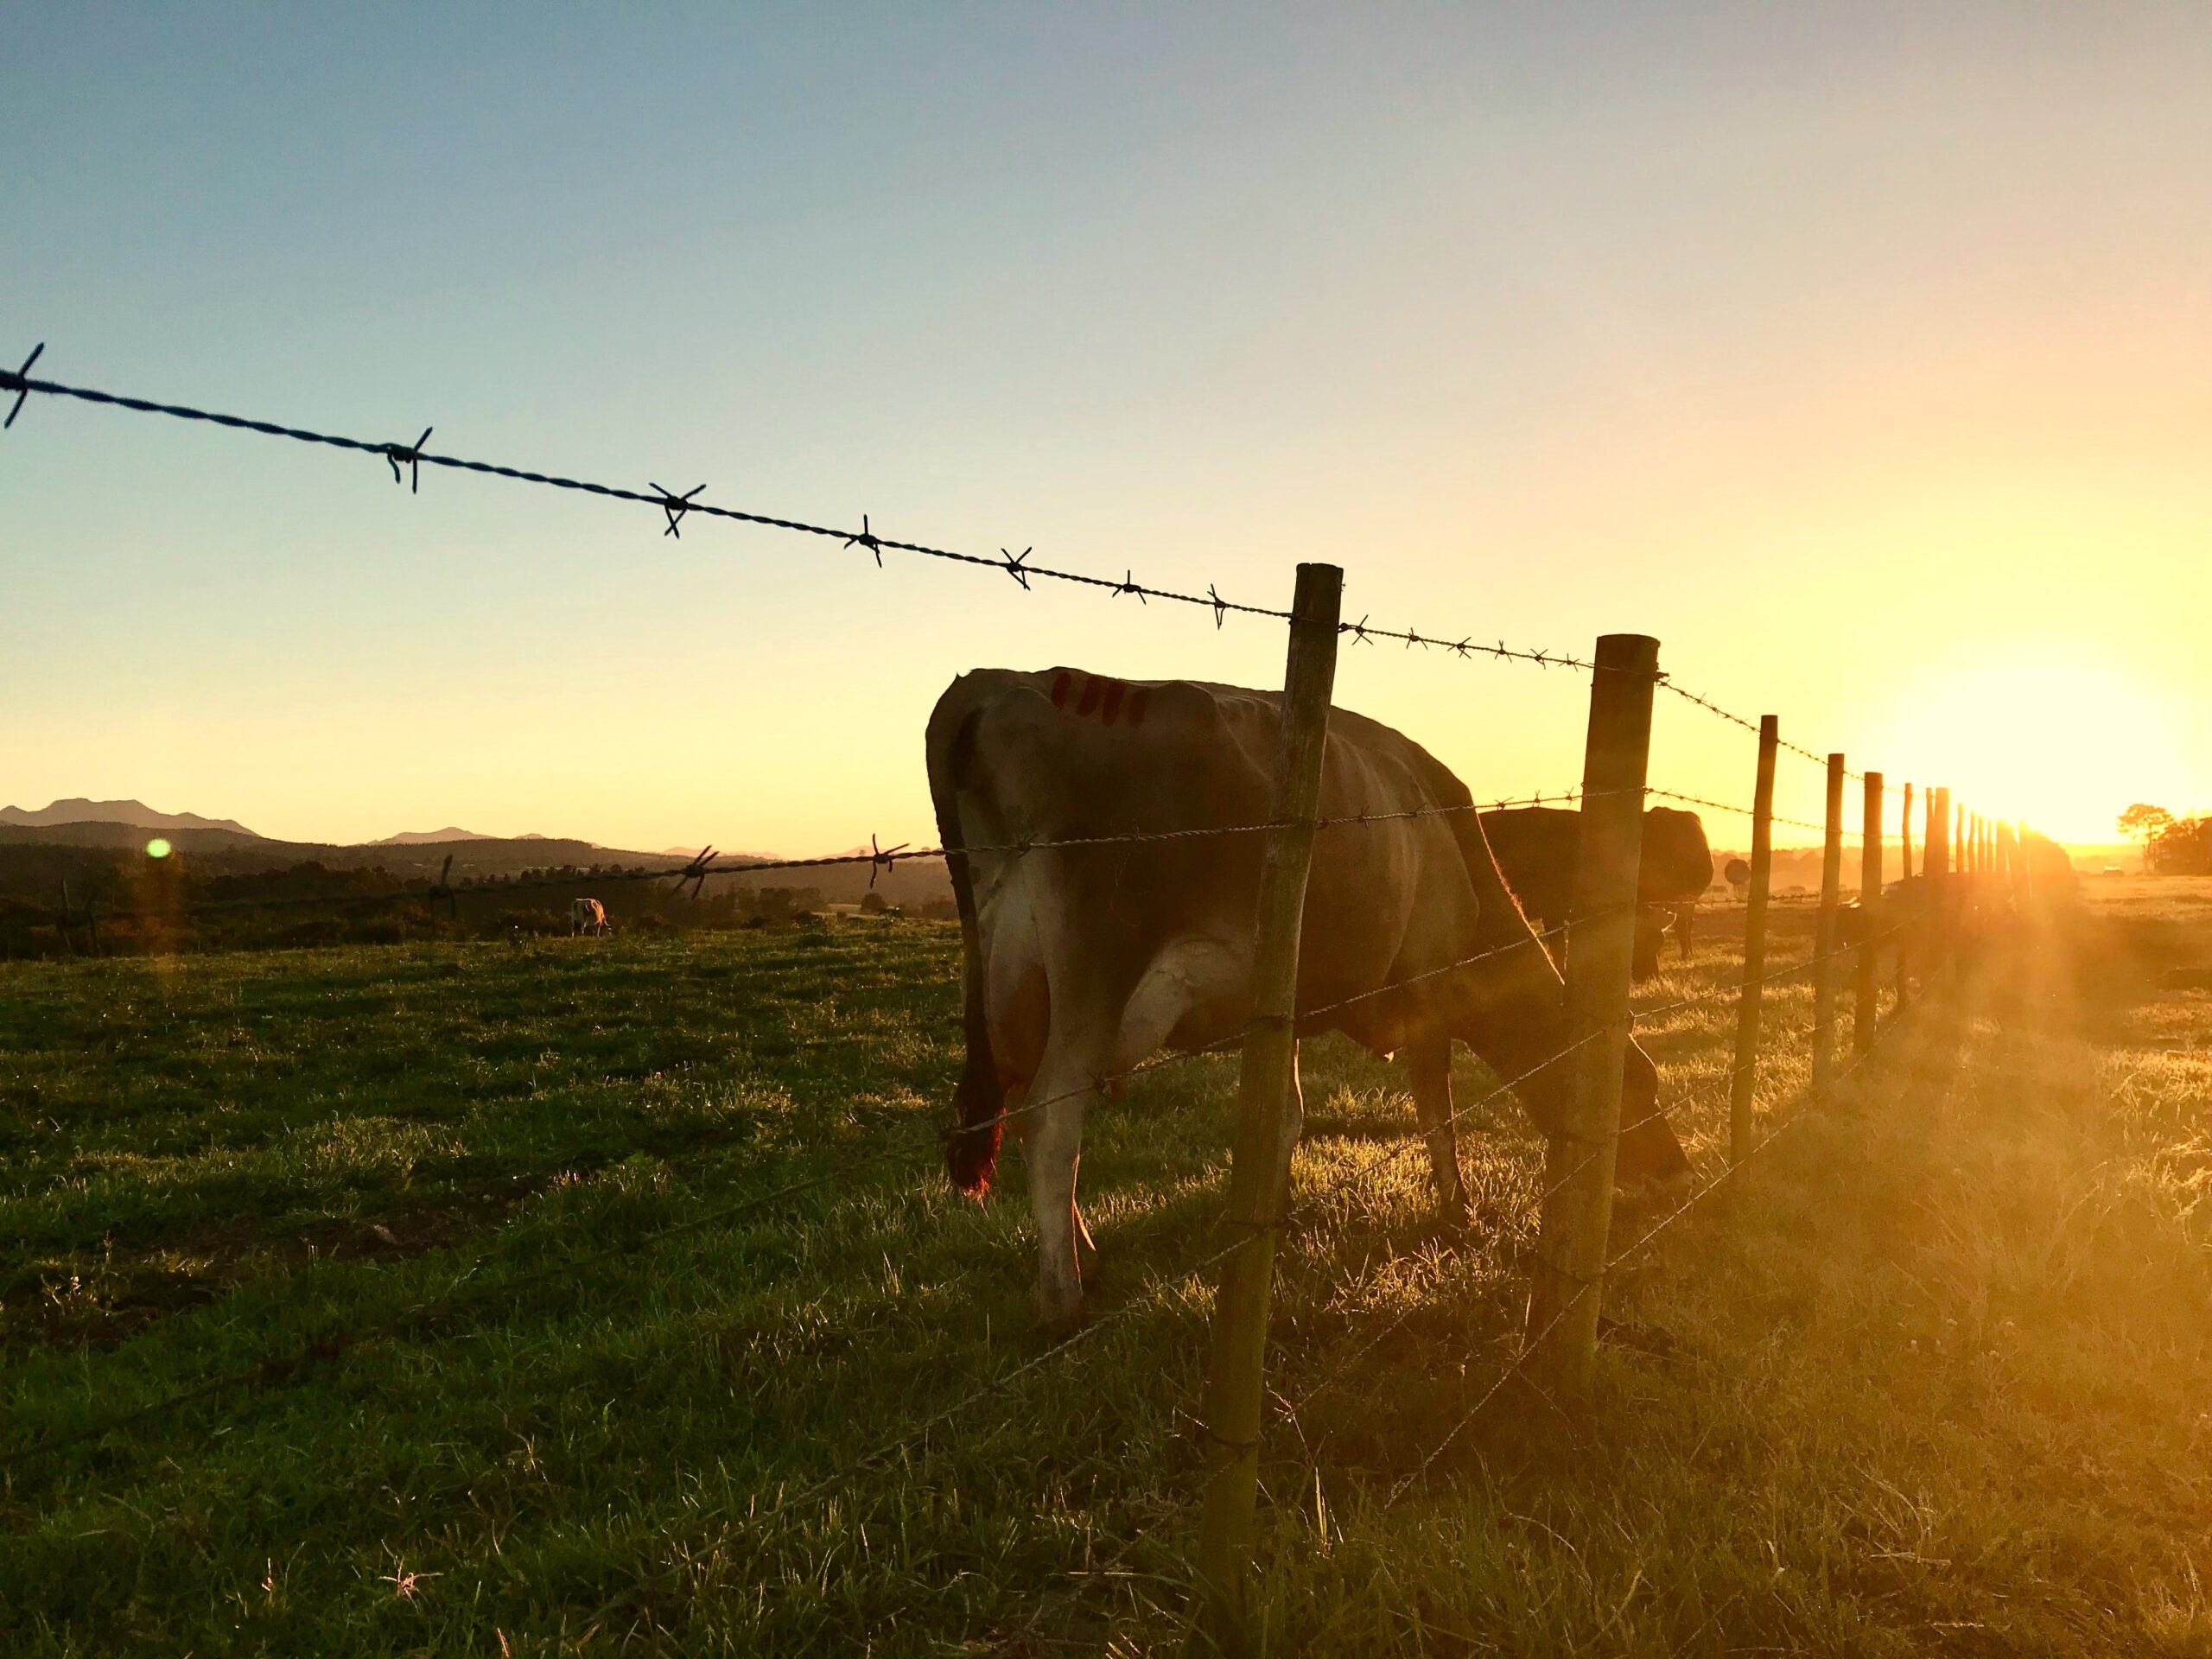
left=1724, top=857, right=1751, bottom=899
left=929, top=667, right=1692, bottom=1326
left=1478, top=805, right=1716, bottom=979
left=569, top=898, right=609, bottom=937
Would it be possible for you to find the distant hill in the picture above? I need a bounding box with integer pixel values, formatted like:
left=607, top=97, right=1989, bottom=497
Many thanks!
left=0, top=798, right=260, bottom=837
left=370, top=828, right=548, bottom=846
left=0, top=809, right=954, bottom=912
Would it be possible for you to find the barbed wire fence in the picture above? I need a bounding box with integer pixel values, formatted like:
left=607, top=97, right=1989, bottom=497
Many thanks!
left=0, top=347, right=2039, bottom=1642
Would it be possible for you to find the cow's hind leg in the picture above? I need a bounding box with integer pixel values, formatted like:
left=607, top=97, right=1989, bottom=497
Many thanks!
left=1021, top=1043, right=1107, bottom=1330
left=1406, top=1036, right=1472, bottom=1228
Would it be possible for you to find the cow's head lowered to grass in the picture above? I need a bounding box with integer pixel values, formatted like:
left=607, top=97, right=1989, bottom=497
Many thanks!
left=928, top=667, right=1692, bottom=1327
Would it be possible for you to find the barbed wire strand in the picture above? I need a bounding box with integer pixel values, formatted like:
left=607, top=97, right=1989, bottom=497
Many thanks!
left=36, top=785, right=1616, bottom=931
left=3, top=359, right=1611, bottom=670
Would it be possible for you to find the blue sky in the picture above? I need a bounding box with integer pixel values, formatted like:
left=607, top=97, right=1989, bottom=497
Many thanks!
left=6, top=4, right=2209, bottom=848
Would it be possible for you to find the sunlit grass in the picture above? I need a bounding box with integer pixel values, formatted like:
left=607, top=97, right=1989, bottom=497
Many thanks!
left=1, top=890, right=2207, bottom=1653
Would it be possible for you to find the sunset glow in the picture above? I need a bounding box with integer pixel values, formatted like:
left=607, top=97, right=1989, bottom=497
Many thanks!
left=1876, top=652, right=2198, bottom=847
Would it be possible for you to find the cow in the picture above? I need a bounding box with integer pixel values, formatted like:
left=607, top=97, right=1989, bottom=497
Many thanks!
left=927, top=667, right=1693, bottom=1327
left=1478, top=805, right=1715, bottom=979
left=1724, top=857, right=1751, bottom=899
left=569, top=897, right=609, bottom=937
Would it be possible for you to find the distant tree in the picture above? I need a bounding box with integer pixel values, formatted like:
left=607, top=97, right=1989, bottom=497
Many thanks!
left=859, top=890, right=888, bottom=914
left=2120, top=804, right=2174, bottom=860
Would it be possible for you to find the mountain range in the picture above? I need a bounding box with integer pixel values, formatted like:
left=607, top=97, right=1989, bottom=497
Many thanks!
left=0, top=798, right=260, bottom=836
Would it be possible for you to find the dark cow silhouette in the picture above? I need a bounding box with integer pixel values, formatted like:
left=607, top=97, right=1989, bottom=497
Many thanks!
left=1724, top=856, right=1751, bottom=899
left=928, top=667, right=1694, bottom=1325
left=1478, top=805, right=1716, bottom=979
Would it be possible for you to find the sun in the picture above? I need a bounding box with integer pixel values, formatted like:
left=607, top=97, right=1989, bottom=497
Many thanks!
left=1873, top=651, right=2192, bottom=846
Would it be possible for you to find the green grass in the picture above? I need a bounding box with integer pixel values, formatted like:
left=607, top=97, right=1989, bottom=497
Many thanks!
left=2, top=895, right=2209, bottom=1654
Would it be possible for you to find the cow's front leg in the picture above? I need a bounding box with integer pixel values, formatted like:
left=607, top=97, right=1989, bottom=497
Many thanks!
left=1406, top=1036, right=1471, bottom=1227
left=1022, top=1055, right=1097, bottom=1330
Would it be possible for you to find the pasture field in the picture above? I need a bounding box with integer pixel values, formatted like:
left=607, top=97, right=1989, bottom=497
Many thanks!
left=2, top=887, right=2209, bottom=1654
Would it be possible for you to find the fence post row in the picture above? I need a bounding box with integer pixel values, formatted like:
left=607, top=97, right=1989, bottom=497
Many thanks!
left=1196, top=561, right=1343, bottom=1637
left=1728, top=715, right=1781, bottom=1166
left=1809, top=754, right=1847, bottom=1095
left=1526, top=632, right=1660, bottom=1400
left=1855, top=772, right=1884, bottom=1057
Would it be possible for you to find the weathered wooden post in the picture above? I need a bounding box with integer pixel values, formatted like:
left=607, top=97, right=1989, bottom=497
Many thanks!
left=1895, top=782, right=1915, bottom=1006
left=1928, top=786, right=1953, bottom=977
left=1197, top=562, right=1342, bottom=1637
left=1728, top=715, right=1780, bottom=1165
left=1526, top=633, right=1659, bottom=1400
left=1809, top=754, right=1847, bottom=1095
left=1854, top=772, right=1884, bottom=1058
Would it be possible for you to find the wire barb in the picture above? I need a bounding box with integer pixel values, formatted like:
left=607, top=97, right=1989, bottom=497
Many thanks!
left=844, top=513, right=883, bottom=565
left=651, top=481, right=706, bottom=538
left=1113, top=569, right=1147, bottom=603
left=671, top=845, right=719, bottom=899
left=1207, top=584, right=1229, bottom=629
left=381, top=426, right=433, bottom=493
left=999, top=546, right=1033, bottom=589
left=867, top=833, right=910, bottom=887
left=2, top=341, right=45, bottom=429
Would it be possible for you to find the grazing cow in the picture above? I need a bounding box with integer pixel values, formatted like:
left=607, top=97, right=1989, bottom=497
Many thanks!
left=1724, top=857, right=1751, bottom=899
left=569, top=897, right=609, bottom=937
left=928, top=667, right=1693, bottom=1326
left=1478, top=805, right=1715, bottom=979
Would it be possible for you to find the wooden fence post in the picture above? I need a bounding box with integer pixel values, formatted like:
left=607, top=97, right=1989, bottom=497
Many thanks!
left=1855, top=772, right=1884, bottom=1058
left=1928, top=786, right=1952, bottom=977
left=1526, top=633, right=1660, bottom=1400
left=2015, top=820, right=2036, bottom=902
left=1728, top=715, right=1780, bottom=1165
left=1196, top=561, right=1342, bottom=1636
left=1896, top=782, right=1915, bottom=1007
left=1810, top=753, right=1847, bottom=1095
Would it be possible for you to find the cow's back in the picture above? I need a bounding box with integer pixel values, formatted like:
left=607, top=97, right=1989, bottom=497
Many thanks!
left=928, top=668, right=1500, bottom=1057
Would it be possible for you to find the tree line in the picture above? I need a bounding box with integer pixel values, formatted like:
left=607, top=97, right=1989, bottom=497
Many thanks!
left=2119, top=804, right=2212, bottom=875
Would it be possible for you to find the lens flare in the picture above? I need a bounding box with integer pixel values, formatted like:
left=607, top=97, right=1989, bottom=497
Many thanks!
left=146, top=837, right=172, bottom=859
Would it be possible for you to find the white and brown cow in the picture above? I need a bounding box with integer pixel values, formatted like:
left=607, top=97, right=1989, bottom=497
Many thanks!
left=927, top=667, right=1692, bottom=1326
left=569, top=897, right=609, bottom=937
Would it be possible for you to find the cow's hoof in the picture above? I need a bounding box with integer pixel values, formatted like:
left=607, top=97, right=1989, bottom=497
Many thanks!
left=1035, top=1276, right=1088, bottom=1334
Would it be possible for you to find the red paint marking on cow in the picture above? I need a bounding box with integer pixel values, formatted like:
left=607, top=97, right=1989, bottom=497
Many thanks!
left=1102, top=681, right=1127, bottom=726
left=1050, top=671, right=1072, bottom=709
left=1076, top=676, right=1103, bottom=719
left=1127, top=686, right=1151, bottom=727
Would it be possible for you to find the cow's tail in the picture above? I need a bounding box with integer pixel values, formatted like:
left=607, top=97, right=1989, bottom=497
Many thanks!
left=928, top=693, right=1005, bottom=1196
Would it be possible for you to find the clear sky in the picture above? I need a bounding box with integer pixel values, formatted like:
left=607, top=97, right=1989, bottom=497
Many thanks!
left=5, top=3, right=2208, bottom=852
